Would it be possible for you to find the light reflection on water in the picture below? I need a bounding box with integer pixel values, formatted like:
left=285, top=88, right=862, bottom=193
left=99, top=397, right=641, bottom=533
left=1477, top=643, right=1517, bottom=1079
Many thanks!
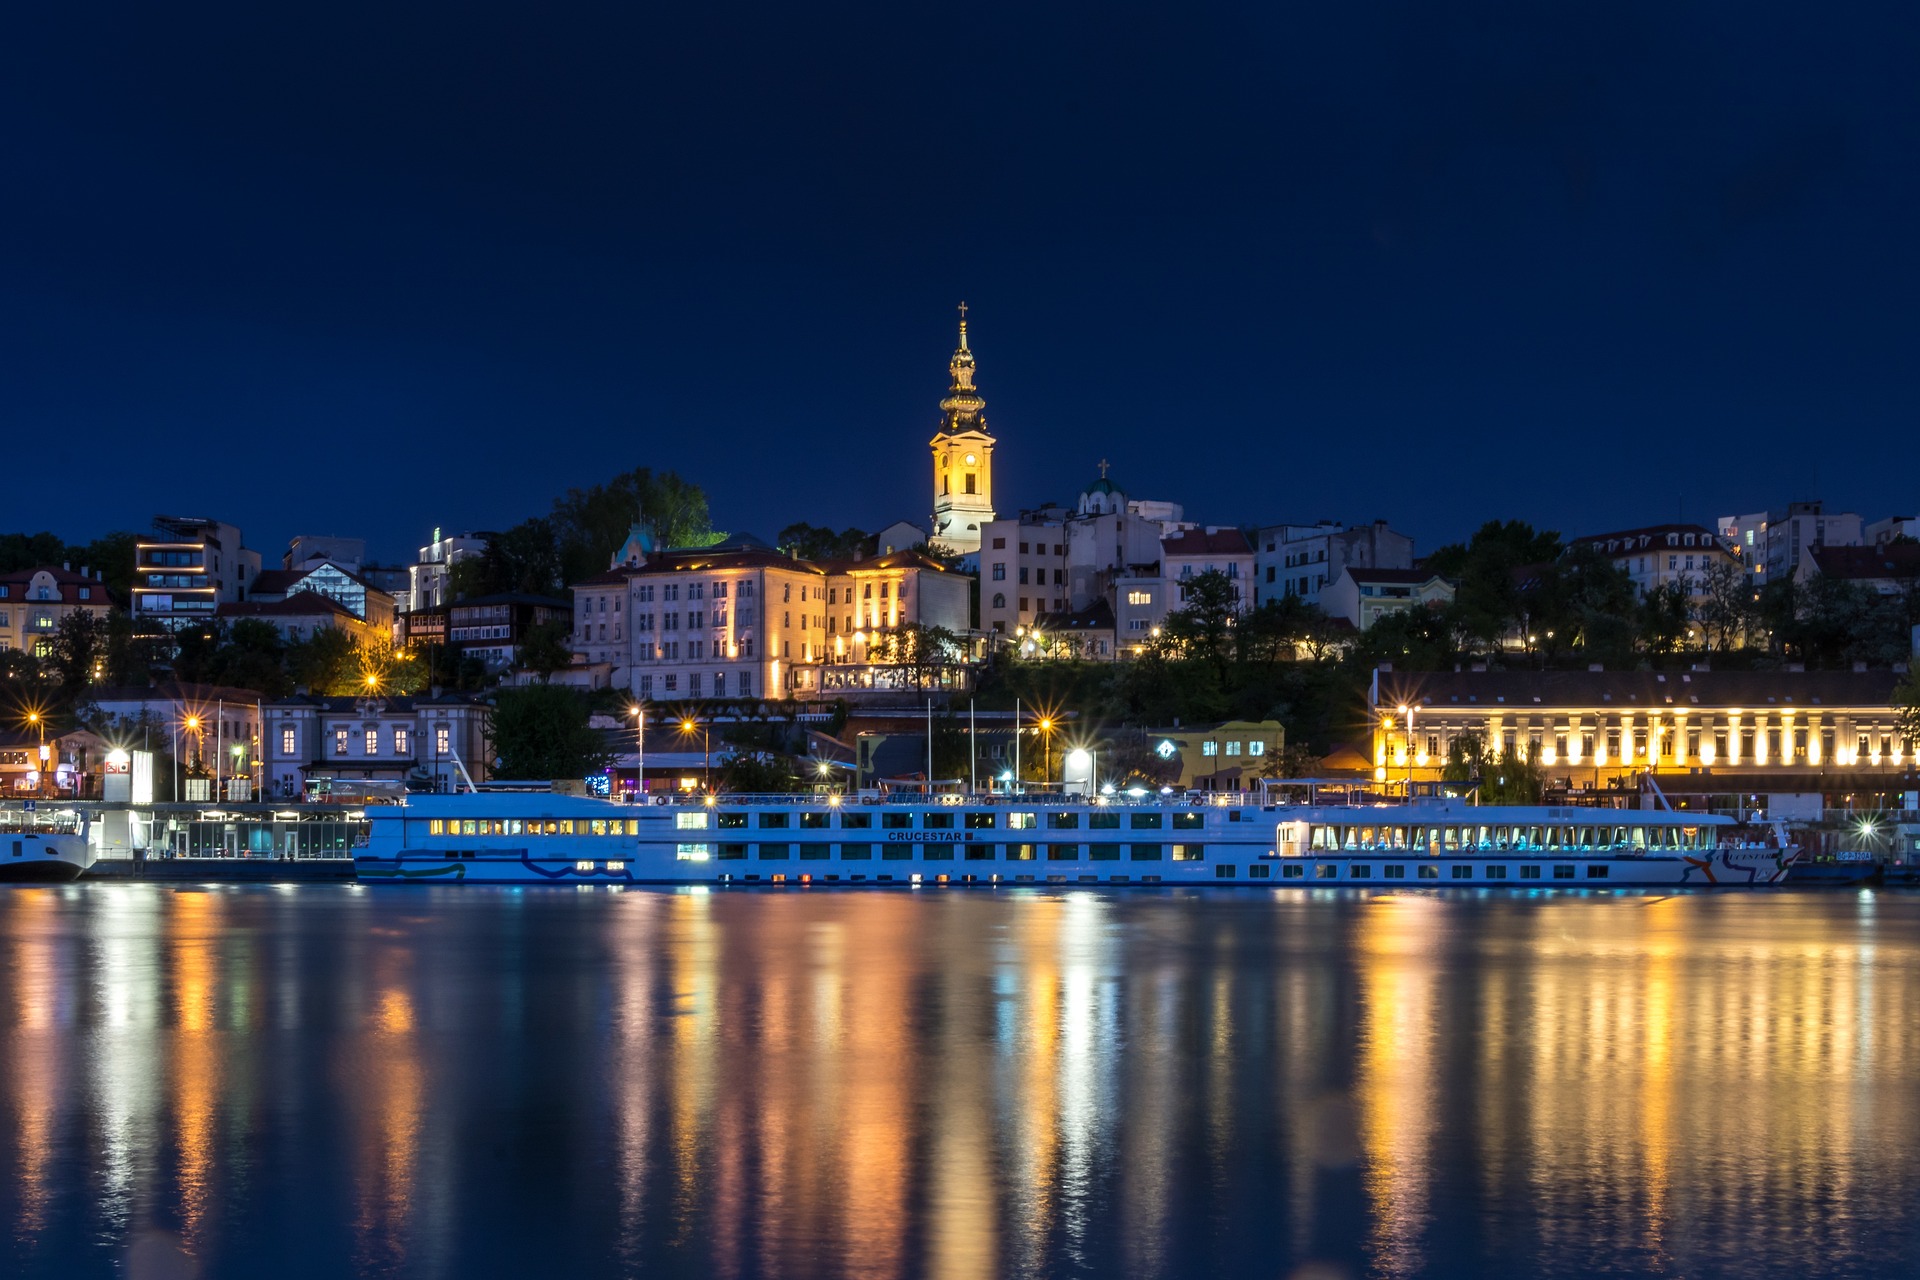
left=1, top=885, right=1918, bottom=1278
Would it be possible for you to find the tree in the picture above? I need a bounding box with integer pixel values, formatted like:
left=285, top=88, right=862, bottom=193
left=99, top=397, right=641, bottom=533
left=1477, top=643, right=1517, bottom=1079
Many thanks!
left=1895, top=667, right=1920, bottom=753
left=515, top=619, right=575, bottom=680
left=776, top=523, right=870, bottom=561
left=869, top=622, right=964, bottom=689
left=1694, top=559, right=1756, bottom=654
left=1635, top=579, right=1693, bottom=657
left=551, top=467, right=725, bottom=584
left=288, top=628, right=361, bottom=695
left=1159, top=570, right=1238, bottom=678
left=1105, top=726, right=1182, bottom=789
left=46, top=612, right=105, bottom=693
left=721, top=749, right=798, bottom=793
left=1426, top=520, right=1561, bottom=651
left=488, top=685, right=611, bottom=780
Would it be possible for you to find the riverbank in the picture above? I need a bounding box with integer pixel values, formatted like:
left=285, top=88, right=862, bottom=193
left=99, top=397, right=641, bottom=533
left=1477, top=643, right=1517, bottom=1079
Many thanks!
left=84, top=858, right=355, bottom=882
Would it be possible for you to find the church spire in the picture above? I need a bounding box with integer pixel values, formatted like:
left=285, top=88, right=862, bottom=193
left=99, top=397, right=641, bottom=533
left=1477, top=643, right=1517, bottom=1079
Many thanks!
left=947, top=300, right=977, bottom=395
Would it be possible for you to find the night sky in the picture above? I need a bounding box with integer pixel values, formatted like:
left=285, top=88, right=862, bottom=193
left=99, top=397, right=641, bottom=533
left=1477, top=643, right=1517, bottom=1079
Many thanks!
left=5, top=3, right=1916, bottom=566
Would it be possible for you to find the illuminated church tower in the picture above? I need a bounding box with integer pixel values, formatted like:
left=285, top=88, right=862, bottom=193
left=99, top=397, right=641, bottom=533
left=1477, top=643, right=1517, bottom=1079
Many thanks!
left=929, top=302, right=995, bottom=555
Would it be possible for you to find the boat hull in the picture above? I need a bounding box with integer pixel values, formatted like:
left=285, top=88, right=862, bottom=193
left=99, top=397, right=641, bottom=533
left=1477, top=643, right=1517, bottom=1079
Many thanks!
left=0, top=837, right=93, bottom=884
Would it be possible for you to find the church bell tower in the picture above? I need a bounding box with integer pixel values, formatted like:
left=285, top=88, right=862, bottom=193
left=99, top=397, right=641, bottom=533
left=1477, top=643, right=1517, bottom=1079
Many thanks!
left=929, top=302, right=995, bottom=555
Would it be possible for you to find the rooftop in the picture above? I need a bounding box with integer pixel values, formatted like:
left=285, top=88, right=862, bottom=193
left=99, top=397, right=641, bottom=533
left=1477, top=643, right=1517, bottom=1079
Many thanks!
left=1377, top=667, right=1906, bottom=711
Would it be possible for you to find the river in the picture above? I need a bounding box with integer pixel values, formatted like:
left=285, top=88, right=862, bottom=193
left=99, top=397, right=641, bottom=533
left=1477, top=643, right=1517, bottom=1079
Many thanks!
left=1, top=884, right=1915, bottom=1278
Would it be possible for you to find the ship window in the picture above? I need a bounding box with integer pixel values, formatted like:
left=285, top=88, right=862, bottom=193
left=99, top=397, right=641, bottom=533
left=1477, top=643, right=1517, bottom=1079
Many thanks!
left=1172, top=813, right=1203, bottom=830
left=758, top=844, right=790, bottom=860
left=1351, top=865, right=1371, bottom=878
left=1282, top=864, right=1303, bottom=878
left=590, top=820, right=607, bottom=835
left=1216, top=864, right=1238, bottom=878
left=575, top=861, right=595, bottom=872
left=800, top=812, right=830, bottom=829
left=1315, top=864, right=1336, bottom=879
left=758, top=813, right=789, bottom=828
left=922, top=843, right=953, bottom=861
left=1383, top=865, right=1404, bottom=879
left=839, top=844, right=871, bottom=860
left=1554, top=864, right=1575, bottom=879
left=1007, top=812, right=1037, bottom=829
left=1586, top=865, right=1609, bottom=879
left=1442, top=827, right=1460, bottom=851
left=1088, top=812, right=1120, bottom=829
left=1048, top=844, right=1079, bottom=861
left=1130, top=813, right=1163, bottom=829
left=801, top=846, right=829, bottom=860
left=1048, top=812, right=1079, bottom=829
left=1418, top=865, right=1438, bottom=879
left=428, top=820, right=444, bottom=835
left=1130, top=844, right=1162, bottom=861
left=966, top=844, right=994, bottom=860
left=1485, top=865, right=1507, bottom=879
left=883, top=812, right=913, bottom=829
left=1248, top=864, right=1270, bottom=878
left=923, top=812, right=954, bottom=829
left=718, top=844, right=748, bottom=860
left=677, top=812, right=709, bottom=829
left=839, top=812, right=872, bottom=828
left=1088, top=843, right=1120, bottom=861
left=718, top=813, right=747, bottom=828
left=626, top=821, right=639, bottom=835
left=675, top=845, right=709, bottom=861
left=966, top=812, right=997, bottom=829
left=1172, top=844, right=1204, bottom=861
left=1521, top=865, right=1540, bottom=879
left=1005, top=843, right=1038, bottom=861
left=1450, top=865, right=1472, bottom=879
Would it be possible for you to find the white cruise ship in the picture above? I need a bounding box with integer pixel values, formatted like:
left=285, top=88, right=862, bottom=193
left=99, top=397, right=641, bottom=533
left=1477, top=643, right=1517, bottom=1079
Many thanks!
left=353, top=793, right=1800, bottom=888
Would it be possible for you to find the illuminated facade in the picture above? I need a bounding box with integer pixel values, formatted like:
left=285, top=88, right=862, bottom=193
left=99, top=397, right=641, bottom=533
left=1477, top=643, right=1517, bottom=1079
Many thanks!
left=929, top=304, right=995, bottom=555
left=1369, top=667, right=1919, bottom=807
left=130, top=515, right=262, bottom=634
left=0, top=566, right=113, bottom=658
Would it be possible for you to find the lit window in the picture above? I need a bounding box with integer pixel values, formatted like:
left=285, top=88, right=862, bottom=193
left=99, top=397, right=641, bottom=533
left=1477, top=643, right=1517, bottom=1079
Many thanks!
left=1249, top=740, right=1265, bottom=756
left=676, top=812, right=709, bottom=829
left=435, top=725, right=450, bottom=754
left=364, top=728, right=379, bottom=755
left=575, top=860, right=595, bottom=872
left=395, top=728, right=410, bottom=755
left=1202, top=741, right=1218, bottom=757
left=280, top=726, right=296, bottom=755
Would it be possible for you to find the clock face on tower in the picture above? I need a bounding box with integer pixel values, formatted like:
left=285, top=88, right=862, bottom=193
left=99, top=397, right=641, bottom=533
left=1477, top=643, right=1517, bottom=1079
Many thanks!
left=964, top=453, right=977, bottom=465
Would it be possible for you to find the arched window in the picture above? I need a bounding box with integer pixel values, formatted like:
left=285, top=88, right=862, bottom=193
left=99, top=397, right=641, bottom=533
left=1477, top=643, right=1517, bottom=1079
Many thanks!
left=992, top=593, right=1006, bottom=608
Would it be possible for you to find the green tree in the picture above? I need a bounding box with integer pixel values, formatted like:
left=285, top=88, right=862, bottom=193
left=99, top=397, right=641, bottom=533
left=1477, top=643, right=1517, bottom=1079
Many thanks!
left=207, top=619, right=290, bottom=696
left=1695, top=559, right=1757, bottom=653
left=0, top=532, right=69, bottom=574
left=515, top=619, right=575, bottom=680
left=288, top=628, right=361, bottom=695
left=869, top=622, right=964, bottom=689
left=1159, top=570, right=1238, bottom=679
left=489, top=685, right=610, bottom=780
left=1635, top=579, right=1693, bottom=658
left=776, top=523, right=870, bottom=561
left=1895, top=667, right=1920, bottom=753
left=1427, top=520, right=1562, bottom=650
left=46, top=612, right=105, bottom=693
left=722, top=749, right=799, bottom=793
left=551, top=467, right=725, bottom=584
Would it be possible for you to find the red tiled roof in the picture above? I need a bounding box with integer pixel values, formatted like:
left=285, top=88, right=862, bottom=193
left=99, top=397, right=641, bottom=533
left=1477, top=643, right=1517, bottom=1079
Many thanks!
left=1161, top=528, right=1252, bottom=557
left=1808, top=544, right=1920, bottom=580
left=0, top=565, right=113, bottom=604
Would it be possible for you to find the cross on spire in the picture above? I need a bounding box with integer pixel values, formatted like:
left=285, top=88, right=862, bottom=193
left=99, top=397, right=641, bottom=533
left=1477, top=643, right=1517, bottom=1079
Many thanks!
left=957, top=300, right=968, bottom=321
left=1097, top=458, right=1110, bottom=479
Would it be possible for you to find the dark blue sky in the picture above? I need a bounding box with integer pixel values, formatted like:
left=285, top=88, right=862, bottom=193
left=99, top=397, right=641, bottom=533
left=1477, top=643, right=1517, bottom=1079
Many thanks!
left=5, top=2, right=1915, bottom=565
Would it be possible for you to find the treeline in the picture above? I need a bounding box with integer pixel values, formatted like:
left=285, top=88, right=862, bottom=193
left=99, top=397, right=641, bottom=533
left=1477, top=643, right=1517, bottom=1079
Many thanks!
left=448, top=467, right=725, bottom=597
left=0, top=530, right=141, bottom=597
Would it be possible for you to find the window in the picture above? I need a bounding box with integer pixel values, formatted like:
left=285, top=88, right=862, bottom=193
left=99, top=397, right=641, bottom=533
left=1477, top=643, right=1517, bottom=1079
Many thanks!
left=1350, top=865, right=1370, bottom=878
left=364, top=728, right=379, bottom=755
left=1171, top=844, right=1204, bottom=861
left=1450, top=865, right=1472, bottom=879
left=1130, top=844, right=1162, bottom=861
left=435, top=725, right=450, bottom=754
left=1586, top=865, right=1610, bottom=879
left=1554, top=864, right=1575, bottom=879
left=1130, top=813, right=1162, bottom=829
left=394, top=728, right=410, bottom=755
left=1383, top=865, right=1404, bottom=879
left=992, top=593, right=1006, bottom=609
left=758, top=844, right=790, bottom=860
left=1202, top=741, right=1218, bottom=757
left=1417, top=865, right=1438, bottom=879
left=334, top=728, right=348, bottom=756
left=839, top=844, right=872, bottom=860
left=280, top=726, right=296, bottom=755
left=1225, top=741, right=1242, bottom=756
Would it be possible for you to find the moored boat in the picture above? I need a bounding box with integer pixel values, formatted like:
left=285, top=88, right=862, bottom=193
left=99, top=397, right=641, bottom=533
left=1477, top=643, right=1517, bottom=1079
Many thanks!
left=0, top=806, right=96, bottom=883
left=355, top=792, right=1799, bottom=888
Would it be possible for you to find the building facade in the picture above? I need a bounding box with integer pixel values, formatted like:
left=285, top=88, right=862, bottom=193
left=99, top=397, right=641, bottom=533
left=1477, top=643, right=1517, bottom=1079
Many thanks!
left=1254, top=521, right=1414, bottom=607
left=1368, top=667, right=1919, bottom=812
left=0, top=566, right=113, bottom=657
left=263, top=693, right=492, bottom=796
left=1322, top=567, right=1455, bottom=631
left=1141, top=720, right=1286, bottom=790
left=1719, top=501, right=1864, bottom=585
left=928, top=306, right=996, bottom=555
left=131, top=516, right=262, bottom=633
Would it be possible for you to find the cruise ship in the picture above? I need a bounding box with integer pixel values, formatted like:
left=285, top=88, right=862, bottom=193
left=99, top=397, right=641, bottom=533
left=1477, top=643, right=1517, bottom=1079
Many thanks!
left=353, top=792, right=1800, bottom=888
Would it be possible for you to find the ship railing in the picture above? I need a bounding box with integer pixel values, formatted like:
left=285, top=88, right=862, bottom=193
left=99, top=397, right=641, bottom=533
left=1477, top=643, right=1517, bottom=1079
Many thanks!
left=673, top=791, right=1264, bottom=808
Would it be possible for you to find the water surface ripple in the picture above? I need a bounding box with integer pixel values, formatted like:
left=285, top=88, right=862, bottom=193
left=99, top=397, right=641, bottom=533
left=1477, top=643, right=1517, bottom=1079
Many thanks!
left=1, top=885, right=1915, bottom=1279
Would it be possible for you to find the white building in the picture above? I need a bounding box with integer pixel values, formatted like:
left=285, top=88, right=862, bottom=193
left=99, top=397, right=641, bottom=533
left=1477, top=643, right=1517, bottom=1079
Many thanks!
left=1577, top=523, right=1736, bottom=596
left=1253, top=520, right=1414, bottom=607
left=262, top=692, right=493, bottom=797
left=1322, top=567, right=1455, bottom=631
left=407, top=528, right=489, bottom=613
left=1719, top=501, right=1863, bottom=585
left=1866, top=515, right=1920, bottom=548
left=131, top=516, right=263, bottom=633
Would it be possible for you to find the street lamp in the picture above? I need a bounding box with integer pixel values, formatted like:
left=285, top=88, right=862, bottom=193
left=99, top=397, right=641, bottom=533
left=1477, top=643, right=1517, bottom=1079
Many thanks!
left=681, top=714, right=711, bottom=793
left=1037, top=716, right=1055, bottom=784
left=1398, top=703, right=1414, bottom=801
left=25, top=710, right=47, bottom=796
left=629, top=703, right=646, bottom=802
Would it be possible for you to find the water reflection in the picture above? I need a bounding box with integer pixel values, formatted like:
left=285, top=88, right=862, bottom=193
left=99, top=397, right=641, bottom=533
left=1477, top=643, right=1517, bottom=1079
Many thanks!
left=1, top=886, right=1919, bottom=1278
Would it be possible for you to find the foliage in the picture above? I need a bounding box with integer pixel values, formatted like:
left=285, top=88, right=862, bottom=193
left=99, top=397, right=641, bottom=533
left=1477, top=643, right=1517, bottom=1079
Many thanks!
left=1425, top=520, right=1562, bottom=650
left=46, top=612, right=105, bottom=694
left=1104, top=726, right=1183, bottom=789
left=1440, top=732, right=1542, bottom=803
left=868, top=622, right=965, bottom=689
left=721, top=749, right=800, bottom=793
left=1895, top=667, right=1920, bottom=751
left=515, top=619, right=575, bottom=679
left=1694, top=559, right=1757, bottom=653
left=777, top=523, right=870, bottom=561
left=488, top=685, right=610, bottom=780
left=0, top=529, right=143, bottom=598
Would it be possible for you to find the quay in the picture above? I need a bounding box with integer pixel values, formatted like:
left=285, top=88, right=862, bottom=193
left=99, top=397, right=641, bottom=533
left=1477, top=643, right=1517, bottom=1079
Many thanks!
left=85, top=858, right=354, bottom=882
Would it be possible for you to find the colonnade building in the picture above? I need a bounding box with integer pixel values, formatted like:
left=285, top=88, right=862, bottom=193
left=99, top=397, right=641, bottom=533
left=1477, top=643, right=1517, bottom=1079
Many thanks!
left=1369, top=667, right=1919, bottom=811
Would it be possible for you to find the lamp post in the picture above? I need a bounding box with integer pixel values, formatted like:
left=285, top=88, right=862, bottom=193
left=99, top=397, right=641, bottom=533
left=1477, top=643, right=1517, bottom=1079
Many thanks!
left=1037, top=716, right=1055, bottom=785
left=25, top=710, right=47, bottom=797
left=629, top=703, right=646, bottom=802
left=681, top=714, right=710, bottom=794
left=1399, top=703, right=1414, bottom=801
